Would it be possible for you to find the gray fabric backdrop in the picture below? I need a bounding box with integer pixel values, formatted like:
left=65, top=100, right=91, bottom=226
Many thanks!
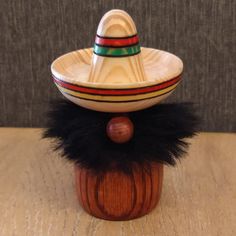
left=0, top=0, right=235, bottom=131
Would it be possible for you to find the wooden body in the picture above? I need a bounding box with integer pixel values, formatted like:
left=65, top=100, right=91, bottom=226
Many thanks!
left=75, top=162, right=163, bottom=221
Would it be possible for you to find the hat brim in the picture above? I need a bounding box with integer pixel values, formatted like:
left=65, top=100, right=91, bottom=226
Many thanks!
left=51, top=47, right=183, bottom=112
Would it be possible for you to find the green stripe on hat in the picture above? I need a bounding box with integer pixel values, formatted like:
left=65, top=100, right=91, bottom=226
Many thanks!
left=93, top=44, right=141, bottom=57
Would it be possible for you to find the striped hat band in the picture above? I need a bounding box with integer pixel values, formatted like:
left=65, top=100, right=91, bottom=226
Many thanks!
left=94, top=34, right=141, bottom=57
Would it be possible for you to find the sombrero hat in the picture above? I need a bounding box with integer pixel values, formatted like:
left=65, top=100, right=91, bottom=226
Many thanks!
left=51, top=9, right=183, bottom=112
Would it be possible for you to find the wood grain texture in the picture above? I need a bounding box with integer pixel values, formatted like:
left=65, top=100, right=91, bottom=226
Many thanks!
left=0, top=0, right=235, bottom=130
left=0, top=128, right=235, bottom=235
left=75, top=163, right=163, bottom=220
left=52, top=47, right=182, bottom=112
left=88, top=10, right=146, bottom=84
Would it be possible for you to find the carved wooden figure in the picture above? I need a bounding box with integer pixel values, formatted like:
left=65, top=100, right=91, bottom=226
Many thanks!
left=47, top=9, right=193, bottom=221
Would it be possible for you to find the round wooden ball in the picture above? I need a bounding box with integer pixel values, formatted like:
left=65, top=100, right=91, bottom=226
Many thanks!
left=106, top=116, right=134, bottom=143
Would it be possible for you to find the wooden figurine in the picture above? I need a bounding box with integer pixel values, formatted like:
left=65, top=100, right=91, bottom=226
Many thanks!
left=45, top=9, right=198, bottom=221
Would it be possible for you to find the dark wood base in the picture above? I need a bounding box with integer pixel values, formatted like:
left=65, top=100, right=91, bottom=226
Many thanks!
left=74, top=162, right=163, bottom=221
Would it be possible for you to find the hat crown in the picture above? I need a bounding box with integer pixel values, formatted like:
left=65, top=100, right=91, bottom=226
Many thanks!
left=97, top=9, right=137, bottom=37
left=89, top=10, right=147, bottom=84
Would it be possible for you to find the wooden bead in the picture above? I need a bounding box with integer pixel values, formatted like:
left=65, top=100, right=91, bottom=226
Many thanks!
left=106, top=116, right=134, bottom=143
left=75, top=162, right=163, bottom=221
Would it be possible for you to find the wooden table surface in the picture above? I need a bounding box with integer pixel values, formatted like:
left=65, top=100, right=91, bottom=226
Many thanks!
left=0, top=128, right=235, bottom=236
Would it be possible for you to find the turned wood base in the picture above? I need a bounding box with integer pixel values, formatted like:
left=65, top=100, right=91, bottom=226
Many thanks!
left=74, top=162, right=163, bottom=221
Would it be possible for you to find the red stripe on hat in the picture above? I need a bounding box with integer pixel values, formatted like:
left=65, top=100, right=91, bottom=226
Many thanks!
left=95, top=35, right=139, bottom=47
left=53, top=76, right=181, bottom=96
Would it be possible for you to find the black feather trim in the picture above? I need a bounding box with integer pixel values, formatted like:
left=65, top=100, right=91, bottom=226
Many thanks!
left=43, top=100, right=200, bottom=173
